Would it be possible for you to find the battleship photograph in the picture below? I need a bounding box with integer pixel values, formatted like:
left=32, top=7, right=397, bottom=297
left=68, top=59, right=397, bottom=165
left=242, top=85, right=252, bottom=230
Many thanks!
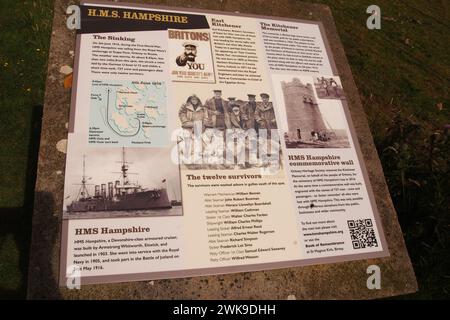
left=277, top=77, right=351, bottom=149
left=63, top=147, right=182, bottom=220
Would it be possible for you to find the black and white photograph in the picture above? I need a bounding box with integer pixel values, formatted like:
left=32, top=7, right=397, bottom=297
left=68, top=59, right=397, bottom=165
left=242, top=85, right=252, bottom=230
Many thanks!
left=175, top=87, right=283, bottom=171
left=62, top=146, right=182, bottom=220
left=314, top=75, right=346, bottom=100
left=175, top=42, right=198, bottom=67
left=272, top=75, right=351, bottom=149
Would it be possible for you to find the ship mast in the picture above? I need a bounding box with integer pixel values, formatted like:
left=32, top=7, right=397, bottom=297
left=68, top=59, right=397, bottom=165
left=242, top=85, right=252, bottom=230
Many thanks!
left=112, top=147, right=139, bottom=193
left=121, top=147, right=129, bottom=186
left=75, top=154, right=90, bottom=200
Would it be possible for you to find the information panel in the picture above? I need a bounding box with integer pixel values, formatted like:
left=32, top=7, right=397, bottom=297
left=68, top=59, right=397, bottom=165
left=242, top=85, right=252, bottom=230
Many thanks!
left=61, top=1, right=388, bottom=285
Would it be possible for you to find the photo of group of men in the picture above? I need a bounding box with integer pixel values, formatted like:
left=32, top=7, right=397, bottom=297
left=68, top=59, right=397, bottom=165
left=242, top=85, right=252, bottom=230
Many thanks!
left=178, top=89, right=277, bottom=131
left=314, top=76, right=345, bottom=100
left=177, top=89, right=282, bottom=170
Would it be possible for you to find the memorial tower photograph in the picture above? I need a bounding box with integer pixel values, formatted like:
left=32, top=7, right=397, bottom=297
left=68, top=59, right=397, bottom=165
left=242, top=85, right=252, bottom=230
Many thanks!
left=278, top=77, right=350, bottom=148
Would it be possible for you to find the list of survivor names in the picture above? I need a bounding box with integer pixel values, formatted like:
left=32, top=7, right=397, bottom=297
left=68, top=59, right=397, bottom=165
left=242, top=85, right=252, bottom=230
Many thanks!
left=204, top=191, right=285, bottom=263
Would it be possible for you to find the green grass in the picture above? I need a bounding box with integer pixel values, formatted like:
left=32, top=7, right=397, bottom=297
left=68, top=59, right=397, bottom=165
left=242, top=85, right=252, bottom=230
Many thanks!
left=0, top=0, right=448, bottom=299
left=0, top=0, right=53, bottom=207
left=315, top=0, right=450, bottom=299
left=0, top=0, right=54, bottom=299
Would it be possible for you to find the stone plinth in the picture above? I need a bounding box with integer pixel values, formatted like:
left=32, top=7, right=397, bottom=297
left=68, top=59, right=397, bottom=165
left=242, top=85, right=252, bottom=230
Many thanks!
left=27, top=0, right=417, bottom=299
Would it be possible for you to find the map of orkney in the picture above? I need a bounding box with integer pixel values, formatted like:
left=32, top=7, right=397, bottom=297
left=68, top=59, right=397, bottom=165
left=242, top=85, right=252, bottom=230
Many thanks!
left=89, top=80, right=167, bottom=147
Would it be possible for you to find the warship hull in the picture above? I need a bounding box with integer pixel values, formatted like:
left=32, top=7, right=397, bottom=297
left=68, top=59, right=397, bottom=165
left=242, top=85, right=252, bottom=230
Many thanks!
left=67, top=189, right=171, bottom=212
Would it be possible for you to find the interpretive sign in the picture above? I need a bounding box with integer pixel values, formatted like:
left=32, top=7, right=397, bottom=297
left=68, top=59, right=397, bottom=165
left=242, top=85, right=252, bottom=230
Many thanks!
left=60, top=1, right=389, bottom=286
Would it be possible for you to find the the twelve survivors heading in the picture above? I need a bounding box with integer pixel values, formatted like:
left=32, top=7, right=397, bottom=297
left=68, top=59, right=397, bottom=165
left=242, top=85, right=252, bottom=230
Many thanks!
left=87, top=8, right=189, bottom=23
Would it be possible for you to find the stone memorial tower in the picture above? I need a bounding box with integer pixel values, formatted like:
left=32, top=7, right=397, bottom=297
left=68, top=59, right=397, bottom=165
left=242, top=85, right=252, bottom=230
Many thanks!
left=282, top=78, right=327, bottom=140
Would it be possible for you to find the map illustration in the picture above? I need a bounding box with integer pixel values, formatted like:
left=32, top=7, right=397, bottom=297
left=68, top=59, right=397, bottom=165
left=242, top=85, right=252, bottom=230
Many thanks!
left=89, top=80, right=168, bottom=147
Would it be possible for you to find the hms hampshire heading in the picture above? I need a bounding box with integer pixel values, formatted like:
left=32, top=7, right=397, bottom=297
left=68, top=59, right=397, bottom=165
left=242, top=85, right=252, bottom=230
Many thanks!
left=66, top=148, right=171, bottom=212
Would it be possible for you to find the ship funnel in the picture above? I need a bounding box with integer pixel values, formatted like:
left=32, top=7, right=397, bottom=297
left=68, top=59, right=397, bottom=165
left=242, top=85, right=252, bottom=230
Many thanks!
left=101, top=184, right=106, bottom=198
left=95, top=185, right=100, bottom=197
left=115, top=180, right=120, bottom=196
left=108, top=182, right=113, bottom=199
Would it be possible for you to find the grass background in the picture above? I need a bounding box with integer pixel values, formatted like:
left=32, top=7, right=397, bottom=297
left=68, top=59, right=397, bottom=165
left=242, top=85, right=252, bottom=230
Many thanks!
left=0, top=0, right=449, bottom=299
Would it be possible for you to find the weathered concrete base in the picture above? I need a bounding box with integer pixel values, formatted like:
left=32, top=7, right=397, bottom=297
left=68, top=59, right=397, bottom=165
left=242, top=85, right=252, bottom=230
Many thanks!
left=27, top=0, right=418, bottom=299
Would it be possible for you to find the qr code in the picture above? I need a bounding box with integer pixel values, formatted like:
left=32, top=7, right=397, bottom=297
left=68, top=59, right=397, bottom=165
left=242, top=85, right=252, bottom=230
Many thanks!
left=347, top=219, right=378, bottom=249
